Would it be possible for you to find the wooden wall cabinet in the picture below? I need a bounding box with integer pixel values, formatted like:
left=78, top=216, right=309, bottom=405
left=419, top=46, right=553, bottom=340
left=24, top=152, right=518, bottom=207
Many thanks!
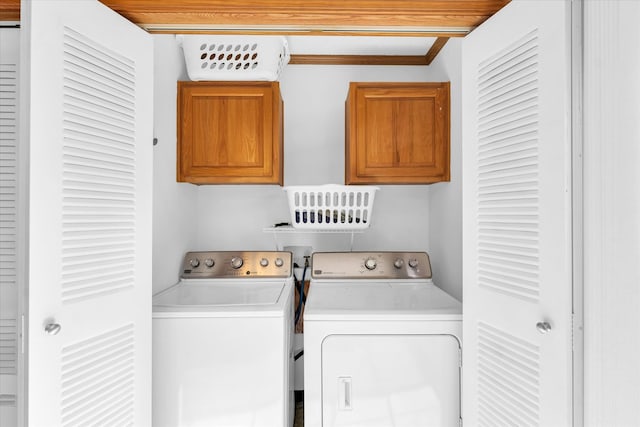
left=177, top=81, right=283, bottom=184
left=345, top=82, right=450, bottom=184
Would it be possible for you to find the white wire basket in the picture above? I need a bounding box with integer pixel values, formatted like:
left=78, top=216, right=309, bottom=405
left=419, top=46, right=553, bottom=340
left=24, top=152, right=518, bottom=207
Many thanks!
left=177, top=35, right=290, bottom=81
left=284, top=185, right=379, bottom=230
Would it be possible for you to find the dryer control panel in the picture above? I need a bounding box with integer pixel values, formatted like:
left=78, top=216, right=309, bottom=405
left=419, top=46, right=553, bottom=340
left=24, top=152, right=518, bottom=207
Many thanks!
left=311, top=252, right=432, bottom=279
left=181, top=251, right=292, bottom=278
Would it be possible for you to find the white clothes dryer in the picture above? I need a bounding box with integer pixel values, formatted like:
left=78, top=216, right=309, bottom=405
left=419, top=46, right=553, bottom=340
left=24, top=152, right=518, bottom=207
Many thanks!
left=153, top=251, right=294, bottom=427
left=304, top=252, right=462, bottom=427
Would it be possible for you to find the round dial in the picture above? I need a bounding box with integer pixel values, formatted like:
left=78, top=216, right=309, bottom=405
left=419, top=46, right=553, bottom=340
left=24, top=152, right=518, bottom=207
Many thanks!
left=408, top=259, right=419, bottom=269
left=189, top=258, right=200, bottom=268
left=274, top=258, right=284, bottom=267
left=260, top=258, right=269, bottom=267
left=204, top=258, right=214, bottom=268
left=364, top=257, right=377, bottom=270
left=230, top=256, right=243, bottom=269
left=393, top=258, right=404, bottom=269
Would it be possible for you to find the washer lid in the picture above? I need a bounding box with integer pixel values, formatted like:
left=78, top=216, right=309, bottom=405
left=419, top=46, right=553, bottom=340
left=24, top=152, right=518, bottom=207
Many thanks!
left=153, top=280, right=285, bottom=307
left=304, top=281, right=461, bottom=320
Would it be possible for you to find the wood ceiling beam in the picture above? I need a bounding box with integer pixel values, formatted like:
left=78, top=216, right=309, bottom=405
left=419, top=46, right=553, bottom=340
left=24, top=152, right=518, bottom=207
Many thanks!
left=425, top=37, right=449, bottom=65
left=289, top=54, right=429, bottom=66
left=288, top=37, right=450, bottom=66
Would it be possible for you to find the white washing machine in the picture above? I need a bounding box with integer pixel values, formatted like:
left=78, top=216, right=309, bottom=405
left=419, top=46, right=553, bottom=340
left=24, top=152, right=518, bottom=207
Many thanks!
left=153, top=251, right=294, bottom=427
left=304, top=252, right=462, bottom=427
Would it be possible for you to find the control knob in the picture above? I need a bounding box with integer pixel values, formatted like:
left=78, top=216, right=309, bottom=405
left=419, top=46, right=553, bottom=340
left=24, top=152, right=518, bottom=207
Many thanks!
left=274, top=258, right=284, bottom=267
left=260, top=258, right=269, bottom=267
left=204, top=258, right=214, bottom=268
left=230, top=256, right=243, bottom=269
left=393, top=258, right=404, bottom=269
left=408, top=259, right=419, bottom=269
left=364, top=257, right=377, bottom=270
left=189, top=258, right=200, bottom=268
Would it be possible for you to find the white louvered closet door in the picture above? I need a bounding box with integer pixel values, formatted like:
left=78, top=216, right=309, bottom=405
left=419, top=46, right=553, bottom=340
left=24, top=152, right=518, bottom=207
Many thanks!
left=0, top=28, right=20, bottom=427
left=462, top=1, right=573, bottom=426
left=24, top=1, right=153, bottom=425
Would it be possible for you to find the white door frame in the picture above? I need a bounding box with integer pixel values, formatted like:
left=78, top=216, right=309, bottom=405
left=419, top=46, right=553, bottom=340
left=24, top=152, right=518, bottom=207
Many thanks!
left=570, top=1, right=584, bottom=426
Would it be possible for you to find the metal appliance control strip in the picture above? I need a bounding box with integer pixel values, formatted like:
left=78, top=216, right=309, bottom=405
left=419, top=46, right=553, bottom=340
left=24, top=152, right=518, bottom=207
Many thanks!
left=311, top=251, right=432, bottom=279
left=181, top=251, right=292, bottom=279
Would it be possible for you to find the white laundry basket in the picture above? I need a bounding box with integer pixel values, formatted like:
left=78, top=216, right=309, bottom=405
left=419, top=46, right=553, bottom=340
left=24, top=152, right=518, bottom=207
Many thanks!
left=284, top=185, right=379, bottom=230
left=177, top=35, right=290, bottom=81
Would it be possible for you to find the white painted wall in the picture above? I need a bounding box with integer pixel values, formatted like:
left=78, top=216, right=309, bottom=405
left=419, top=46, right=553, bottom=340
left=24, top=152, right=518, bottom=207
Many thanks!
left=425, top=39, right=463, bottom=301
left=151, top=37, right=464, bottom=299
left=583, top=1, right=640, bottom=425
left=152, top=36, right=198, bottom=293
left=195, top=65, right=436, bottom=254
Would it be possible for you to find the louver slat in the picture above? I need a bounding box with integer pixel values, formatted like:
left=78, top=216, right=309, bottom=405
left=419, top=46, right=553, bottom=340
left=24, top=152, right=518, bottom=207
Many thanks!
left=0, top=318, right=17, bottom=375
left=477, top=322, right=540, bottom=427
left=477, top=29, right=540, bottom=302
left=61, top=27, right=137, bottom=304
left=60, top=324, right=135, bottom=427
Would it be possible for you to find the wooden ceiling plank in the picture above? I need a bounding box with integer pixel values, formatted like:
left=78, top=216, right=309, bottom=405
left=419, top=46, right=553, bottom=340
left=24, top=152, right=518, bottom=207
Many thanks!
left=97, top=0, right=510, bottom=31
left=100, top=0, right=510, bottom=15
left=98, top=12, right=491, bottom=31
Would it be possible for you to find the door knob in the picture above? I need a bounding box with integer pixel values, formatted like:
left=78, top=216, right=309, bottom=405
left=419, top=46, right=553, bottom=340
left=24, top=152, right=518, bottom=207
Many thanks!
left=536, top=321, right=552, bottom=334
left=45, top=323, right=61, bottom=335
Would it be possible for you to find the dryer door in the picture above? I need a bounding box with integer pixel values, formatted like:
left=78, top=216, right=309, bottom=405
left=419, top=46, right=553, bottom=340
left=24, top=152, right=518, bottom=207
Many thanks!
left=322, top=334, right=460, bottom=427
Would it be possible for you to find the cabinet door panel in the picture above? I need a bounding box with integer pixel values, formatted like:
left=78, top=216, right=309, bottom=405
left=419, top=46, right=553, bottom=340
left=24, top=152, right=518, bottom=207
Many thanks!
left=178, top=82, right=282, bottom=184
left=347, top=82, right=450, bottom=184
left=396, top=98, right=435, bottom=166
left=362, top=98, right=395, bottom=168
left=192, top=95, right=264, bottom=167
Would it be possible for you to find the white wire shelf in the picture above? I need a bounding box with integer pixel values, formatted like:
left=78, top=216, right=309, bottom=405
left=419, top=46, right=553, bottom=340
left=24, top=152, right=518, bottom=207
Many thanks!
left=263, top=226, right=365, bottom=234
left=263, top=225, right=365, bottom=250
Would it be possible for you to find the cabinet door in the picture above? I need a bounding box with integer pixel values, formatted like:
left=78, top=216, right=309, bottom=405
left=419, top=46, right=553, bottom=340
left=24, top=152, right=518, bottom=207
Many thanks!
left=177, top=81, right=283, bottom=184
left=346, top=82, right=450, bottom=184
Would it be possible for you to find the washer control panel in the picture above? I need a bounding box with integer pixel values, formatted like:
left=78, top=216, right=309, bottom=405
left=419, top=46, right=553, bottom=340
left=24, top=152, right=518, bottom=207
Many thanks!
left=311, top=252, right=432, bottom=279
left=181, top=251, right=292, bottom=278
